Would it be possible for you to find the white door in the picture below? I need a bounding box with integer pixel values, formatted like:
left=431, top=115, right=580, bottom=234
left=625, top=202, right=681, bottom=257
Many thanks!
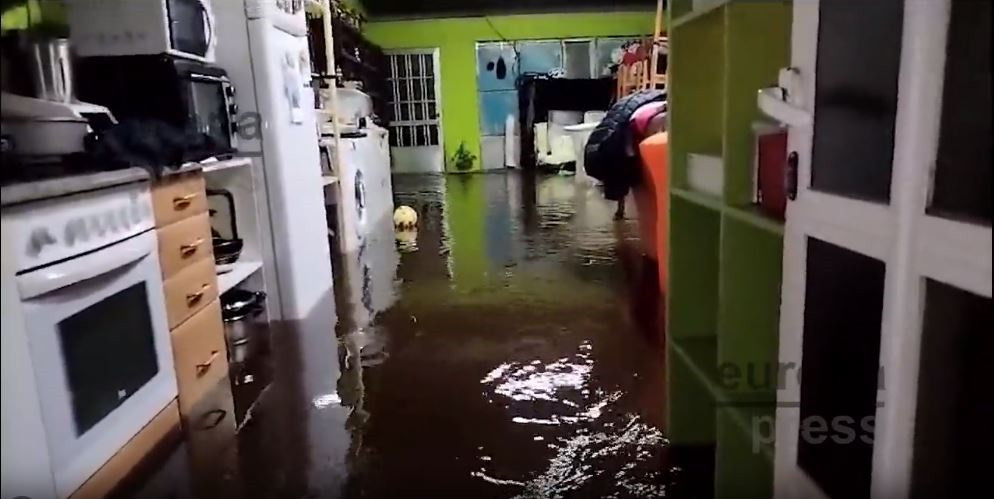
left=773, top=1, right=992, bottom=498
left=386, top=49, right=444, bottom=173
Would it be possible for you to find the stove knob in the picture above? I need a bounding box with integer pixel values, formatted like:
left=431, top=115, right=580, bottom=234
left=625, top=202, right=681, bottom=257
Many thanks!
left=130, top=203, right=142, bottom=224
left=27, top=227, right=56, bottom=257
left=105, top=211, right=118, bottom=232
left=64, top=222, right=76, bottom=247
left=68, top=218, right=88, bottom=243
left=91, top=215, right=106, bottom=237
left=119, top=207, right=131, bottom=229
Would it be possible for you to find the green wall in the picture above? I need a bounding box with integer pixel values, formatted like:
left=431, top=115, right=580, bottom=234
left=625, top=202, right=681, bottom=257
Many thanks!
left=364, top=11, right=655, bottom=171
left=1, top=0, right=64, bottom=32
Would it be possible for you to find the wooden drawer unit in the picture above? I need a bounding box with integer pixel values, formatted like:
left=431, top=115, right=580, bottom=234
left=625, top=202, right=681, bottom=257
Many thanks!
left=163, top=257, right=218, bottom=329
left=157, top=211, right=213, bottom=279
left=171, top=299, right=229, bottom=411
left=151, top=171, right=207, bottom=227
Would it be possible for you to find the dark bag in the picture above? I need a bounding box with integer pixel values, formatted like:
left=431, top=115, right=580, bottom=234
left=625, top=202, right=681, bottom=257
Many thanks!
left=82, top=119, right=232, bottom=177
left=584, top=89, right=666, bottom=200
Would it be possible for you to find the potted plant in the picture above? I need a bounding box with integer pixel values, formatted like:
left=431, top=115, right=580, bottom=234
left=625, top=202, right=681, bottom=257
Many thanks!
left=450, top=142, right=476, bottom=172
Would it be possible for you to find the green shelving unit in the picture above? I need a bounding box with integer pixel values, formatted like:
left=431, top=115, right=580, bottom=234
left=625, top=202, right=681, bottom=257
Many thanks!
left=665, top=1, right=792, bottom=497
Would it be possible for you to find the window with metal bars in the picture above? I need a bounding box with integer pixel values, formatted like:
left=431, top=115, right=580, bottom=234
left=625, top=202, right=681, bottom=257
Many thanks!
left=387, top=53, right=441, bottom=147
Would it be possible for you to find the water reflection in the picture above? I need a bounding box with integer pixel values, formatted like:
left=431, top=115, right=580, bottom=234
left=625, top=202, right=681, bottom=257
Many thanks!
left=327, top=172, right=678, bottom=498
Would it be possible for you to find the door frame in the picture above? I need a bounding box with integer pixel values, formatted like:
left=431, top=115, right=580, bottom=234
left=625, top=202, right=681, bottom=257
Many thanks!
left=385, top=48, right=444, bottom=173
left=775, top=1, right=992, bottom=498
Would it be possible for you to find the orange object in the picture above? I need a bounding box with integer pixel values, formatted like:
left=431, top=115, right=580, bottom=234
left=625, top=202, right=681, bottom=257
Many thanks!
left=637, top=132, right=669, bottom=291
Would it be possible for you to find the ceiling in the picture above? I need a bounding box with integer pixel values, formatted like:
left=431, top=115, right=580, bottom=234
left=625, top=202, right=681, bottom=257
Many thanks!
left=361, top=0, right=658, bottom=19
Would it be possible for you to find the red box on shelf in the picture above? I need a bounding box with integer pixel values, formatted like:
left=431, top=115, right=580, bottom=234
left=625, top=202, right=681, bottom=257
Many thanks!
left=753, top=122, right=789, bottom=221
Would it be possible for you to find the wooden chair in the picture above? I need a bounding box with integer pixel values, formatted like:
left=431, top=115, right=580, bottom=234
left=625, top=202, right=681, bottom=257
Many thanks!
left=616, top=0, right=667, bottom=99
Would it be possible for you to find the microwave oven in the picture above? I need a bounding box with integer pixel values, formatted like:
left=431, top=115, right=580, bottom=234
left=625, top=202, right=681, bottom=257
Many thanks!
left=76, top=54, right=238, bottom=152
left=66, top=0, right=216, bottom=63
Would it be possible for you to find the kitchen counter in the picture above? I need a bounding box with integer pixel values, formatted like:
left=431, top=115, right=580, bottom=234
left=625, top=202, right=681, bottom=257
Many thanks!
left=1, top=158, right=249, bottom=207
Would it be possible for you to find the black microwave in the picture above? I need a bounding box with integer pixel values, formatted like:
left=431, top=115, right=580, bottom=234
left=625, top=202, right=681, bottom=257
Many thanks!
left=76, top=54, right=238, bottom=152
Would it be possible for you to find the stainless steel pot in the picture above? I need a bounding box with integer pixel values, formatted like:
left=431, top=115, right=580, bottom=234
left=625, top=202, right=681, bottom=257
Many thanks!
left=221, top=290, right=266, bottom=347
left=28, top=38, right=74, bottom=103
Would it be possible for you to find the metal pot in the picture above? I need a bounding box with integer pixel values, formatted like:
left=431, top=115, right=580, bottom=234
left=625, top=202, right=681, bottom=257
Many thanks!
left=28, top=38, right=74, bottom=103
left=207, top=188, right=243, bottom=265
left=221, top=290, right=266, bottom=346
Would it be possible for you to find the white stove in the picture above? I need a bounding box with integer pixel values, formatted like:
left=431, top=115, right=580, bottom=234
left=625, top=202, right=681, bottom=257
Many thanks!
left=2, top=179, right=176, bottom=498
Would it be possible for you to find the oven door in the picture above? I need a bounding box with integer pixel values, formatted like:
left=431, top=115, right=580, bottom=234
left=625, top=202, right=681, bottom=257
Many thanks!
left=188, top=73, right=236, bottom=151
left=17, top=231, right=177, bottom=498
left=166, top=0, right=213, bottom=59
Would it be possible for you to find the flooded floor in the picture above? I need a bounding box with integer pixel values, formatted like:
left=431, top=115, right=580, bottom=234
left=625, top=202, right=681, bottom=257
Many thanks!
left=118, top=172, right=716, bottom=499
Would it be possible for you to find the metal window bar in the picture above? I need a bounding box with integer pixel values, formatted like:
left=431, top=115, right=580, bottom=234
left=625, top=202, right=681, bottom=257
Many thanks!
left=389, top=55, right=403, bottom=146
left=419, top=55, right=428, bottom=146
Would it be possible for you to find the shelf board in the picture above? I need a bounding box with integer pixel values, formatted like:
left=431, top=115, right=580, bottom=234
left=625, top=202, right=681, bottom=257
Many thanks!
left=672, top=186, right=724, bottom=213
left=723, top=204, right=785, bottom=236
left=671, top=0, right=729, bottom=29
left=670, top=335, right=723, bottom=402
left=201, top=157, right=252, bottom=174
left=672, top=188, right=785, bottom=236
left=670, top=335, right=778, bottom=410
left=217, top=260, right=263, bottom=294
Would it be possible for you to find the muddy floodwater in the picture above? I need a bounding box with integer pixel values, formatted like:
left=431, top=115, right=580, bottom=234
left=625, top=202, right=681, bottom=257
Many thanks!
left=117, top=172, right=717, bottom=499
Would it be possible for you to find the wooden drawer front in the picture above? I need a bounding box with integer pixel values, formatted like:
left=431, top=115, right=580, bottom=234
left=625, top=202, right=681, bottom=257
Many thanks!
left=171, top=299, right=228, bottom=411
left=158, top=212, right=213, bottom=279
left=164, top=257, right=218, bottom=329
left=183, top=377, right=237, bottom=471
left=152, top=171, right=207, bottom=227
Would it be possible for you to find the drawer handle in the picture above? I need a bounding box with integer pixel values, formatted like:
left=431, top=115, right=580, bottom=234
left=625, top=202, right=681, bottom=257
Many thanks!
left=197, top=408, right=228, bottom=430
left=172, top=193, right=197, bottom=209
left=186, top=284, right=210, bottom=305
left=179, top=238, right=204, bottom=256
left=196, top=350, right=220, bottom=376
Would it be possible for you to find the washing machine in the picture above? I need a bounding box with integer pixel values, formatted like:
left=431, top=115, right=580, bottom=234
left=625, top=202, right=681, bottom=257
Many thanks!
left=353, top=123, right=394, bottom=227
left=330, top=123, right=394, bottom=254
left=331, top=135, right=367, bottom=255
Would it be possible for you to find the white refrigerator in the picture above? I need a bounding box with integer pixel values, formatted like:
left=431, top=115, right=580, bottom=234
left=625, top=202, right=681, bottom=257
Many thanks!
left=214, top=0, right=333, bottom=319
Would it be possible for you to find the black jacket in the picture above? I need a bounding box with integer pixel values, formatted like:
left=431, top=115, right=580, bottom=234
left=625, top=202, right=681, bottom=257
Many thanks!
left=584, top=89, right=666, bottom=200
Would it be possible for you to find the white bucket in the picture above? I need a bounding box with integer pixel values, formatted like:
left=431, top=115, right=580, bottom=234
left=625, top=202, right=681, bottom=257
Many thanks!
left=563, top=122, right=599, bottom=184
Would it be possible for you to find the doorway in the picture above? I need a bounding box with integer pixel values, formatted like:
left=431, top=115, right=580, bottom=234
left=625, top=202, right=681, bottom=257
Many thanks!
left=386, top=49, right=444, bottom=173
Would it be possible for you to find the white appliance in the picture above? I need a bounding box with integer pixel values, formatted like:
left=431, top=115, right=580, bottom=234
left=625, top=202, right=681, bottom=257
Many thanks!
left=334, top=124, right=393, bottom=254
left=360, top=125, right=395, bottom=229
left=333, top=135, right=368, bottom=254
left=66, top=0, right=217, bottom=62
left=1, top=181, right=177, bottom=498
left=213, top=0, right=333, bottom=319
